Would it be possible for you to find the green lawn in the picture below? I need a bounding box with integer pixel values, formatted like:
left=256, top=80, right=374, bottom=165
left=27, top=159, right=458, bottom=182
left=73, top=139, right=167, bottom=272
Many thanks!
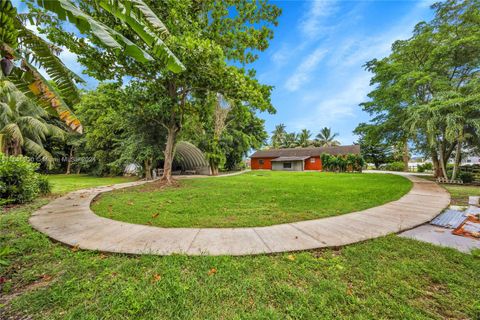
left=46, top=174, right=138, bottom=194
left=92, top=171, right=412, bottom=228
left=1, top=197, right=479, bottom=319
left=442, top=184, right=480, bottom=206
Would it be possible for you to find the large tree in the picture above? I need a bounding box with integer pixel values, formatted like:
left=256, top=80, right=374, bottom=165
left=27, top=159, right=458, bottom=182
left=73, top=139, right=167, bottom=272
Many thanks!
left=0, top=0, right=183, bottom=133
left=41, top=0, right=280, bottom=183
left=358, top=0, right=480, bottom=177
left=270, top=123, right=287, bottom=148
left=298, top=129, right=313, bottom=147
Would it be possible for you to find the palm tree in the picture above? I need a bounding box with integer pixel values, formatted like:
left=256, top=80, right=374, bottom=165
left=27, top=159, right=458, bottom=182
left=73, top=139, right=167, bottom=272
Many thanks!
left=271, top=123, right=286, bottom=148
left=0, top=81, right=64, bottom=167
left=315, top=127, right=341, bottom=147
left=0, top=0, right=184, bottom=133
left=298, top=129, right=312, bottom=147
left=283, top=132, right=299, bottom=148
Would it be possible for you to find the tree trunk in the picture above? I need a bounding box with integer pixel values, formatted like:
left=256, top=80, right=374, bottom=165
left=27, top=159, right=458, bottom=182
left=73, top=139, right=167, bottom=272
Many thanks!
left=402, top=140, right=409, bottom=172
left=161, top=126, right=179, bottom=184
left=431, top=149, right=441, bottom=178
left=144, top=157, right=153, bottom=180
left=210, top=160, right=219, bottom=176
left=66, top=146, right=74, bottom=174
left=451, top=139, right=462, bottom=181
left=438, top=143, right=448, bottom=179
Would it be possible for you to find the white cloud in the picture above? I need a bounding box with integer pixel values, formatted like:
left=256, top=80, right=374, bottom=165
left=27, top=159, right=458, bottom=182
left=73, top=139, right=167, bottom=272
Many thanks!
left=284, top=47, right=327, bottom=91
left=289, top=72, right=370, bottom=132
left=299, top=0, right=338, bottom=39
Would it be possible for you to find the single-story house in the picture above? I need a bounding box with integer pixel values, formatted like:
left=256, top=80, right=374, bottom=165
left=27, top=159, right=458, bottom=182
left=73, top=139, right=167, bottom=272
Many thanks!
left=250, top=145, right=360, bottom=171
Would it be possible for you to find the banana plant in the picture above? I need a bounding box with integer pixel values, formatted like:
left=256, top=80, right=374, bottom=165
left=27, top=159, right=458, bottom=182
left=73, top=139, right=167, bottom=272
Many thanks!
left=0, top=0, right=184, bottom=133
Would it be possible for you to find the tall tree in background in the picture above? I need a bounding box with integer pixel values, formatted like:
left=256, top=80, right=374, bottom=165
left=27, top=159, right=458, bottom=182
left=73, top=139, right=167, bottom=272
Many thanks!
left=42, top=0, right=280, bottom=184
left=354, top=123, right=393, bottom=169
left=358, top=0, right=480, bottom=178
left=283, top=132, right=299, bottom=148
left=315, top=127, right=340, bottom=147
left=271, top=123, right=286, bottom=148
left=202, top=93, right=232, bottom=176
left=298, top=129, right=312, bottom=147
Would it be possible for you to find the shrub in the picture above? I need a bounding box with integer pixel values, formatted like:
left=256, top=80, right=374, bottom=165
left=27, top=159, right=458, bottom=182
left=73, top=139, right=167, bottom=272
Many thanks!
left=459, top=172, right=474, bottom=184
left=38, top=175, right=52, bottom=195
left=417, top=163, right=433, bottom=173
left=321, top=153, right=364, bottom=172
left=384, top=161, right=405, bottom=172
left=0, top=153, right=40, bottom=205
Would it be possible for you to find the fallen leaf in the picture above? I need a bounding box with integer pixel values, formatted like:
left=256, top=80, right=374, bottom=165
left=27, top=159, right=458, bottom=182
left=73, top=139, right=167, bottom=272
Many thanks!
left=152, top=213, right=159, bottom=219
left=71, top=245, right=79, bottom=252
left=152, top=274, right=162, bottom=282
left=147, top=221, right=153, bottom=226
left=208, top=268, right=217, bottom=276
left=346, top=283, right=353, bottom=295
left=127, top=201, right=134, bottom=205
left=287, top=255, right=296, bottom=261
left=41, top=274, right=52, bottom=281
left=98, top=253, right=107, bottom=259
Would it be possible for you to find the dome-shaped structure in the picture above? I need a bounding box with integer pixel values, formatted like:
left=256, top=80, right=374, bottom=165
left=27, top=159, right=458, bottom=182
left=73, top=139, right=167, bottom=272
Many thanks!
left=174, top=141, right=210, bottom=175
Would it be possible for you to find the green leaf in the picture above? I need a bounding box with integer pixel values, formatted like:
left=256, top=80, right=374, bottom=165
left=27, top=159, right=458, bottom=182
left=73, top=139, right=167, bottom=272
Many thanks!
left=18, top=25, right=84, bottom=105
left=35, top=0, right=154, bottom=63
left=98, top=0, right=185, bottom=73
left=7, top=60, right=83, bottom=133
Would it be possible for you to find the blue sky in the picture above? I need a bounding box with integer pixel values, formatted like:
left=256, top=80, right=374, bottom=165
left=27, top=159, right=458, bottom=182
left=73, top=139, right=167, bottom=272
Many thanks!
left=250, top=0, right=436, bottom=144
left=17, top=0, right=437, bottom=145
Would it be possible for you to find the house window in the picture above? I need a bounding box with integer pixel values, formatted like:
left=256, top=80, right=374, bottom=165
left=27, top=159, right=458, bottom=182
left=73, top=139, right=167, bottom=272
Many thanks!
left=259, top=159, right=264, bottom=165
left=283, top=162, right=292, bottom=169
left=310, top=158, right=315, bottom=163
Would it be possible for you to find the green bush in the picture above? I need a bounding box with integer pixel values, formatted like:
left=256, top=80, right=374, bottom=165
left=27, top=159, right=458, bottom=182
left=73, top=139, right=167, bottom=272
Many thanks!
left=0, top=153, right=41, bottom=205
left=416, top=162, right=433, bottom=173
left=38, top=175, right=52, bottom=195
left=384, top=162, right=405, bottom=172
left=321, top=153, right=364, bottom=172
left=459, top=172, right=474, bottom=184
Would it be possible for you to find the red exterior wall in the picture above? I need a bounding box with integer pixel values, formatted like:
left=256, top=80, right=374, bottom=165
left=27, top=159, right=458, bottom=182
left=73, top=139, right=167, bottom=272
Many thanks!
left=251, top=157, right=275, bottom=170
left=251, top=156, right=323, bottom=171
left=304, top=156, right=322, bottom=171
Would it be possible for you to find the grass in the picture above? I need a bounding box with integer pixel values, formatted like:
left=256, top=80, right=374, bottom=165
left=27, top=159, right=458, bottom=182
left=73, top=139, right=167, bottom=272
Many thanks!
left=413, top=174, right=480, bottom=206
left=92, top=171, right=412, bottom=228
left=442, top=184, right=480, bottom=206
left=1, top=199, right=479, bottom=319
left=46, top=174, right=138, bottom=194
left=2, top=174, right=479, bottom=319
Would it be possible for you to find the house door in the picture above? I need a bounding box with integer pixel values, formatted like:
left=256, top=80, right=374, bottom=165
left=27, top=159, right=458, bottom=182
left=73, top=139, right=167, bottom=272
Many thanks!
left=259, top=159, right=265, bottom=169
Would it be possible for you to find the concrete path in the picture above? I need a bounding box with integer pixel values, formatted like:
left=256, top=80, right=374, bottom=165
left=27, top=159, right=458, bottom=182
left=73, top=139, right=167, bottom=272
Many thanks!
left=29, top=172, right=450, bottom=256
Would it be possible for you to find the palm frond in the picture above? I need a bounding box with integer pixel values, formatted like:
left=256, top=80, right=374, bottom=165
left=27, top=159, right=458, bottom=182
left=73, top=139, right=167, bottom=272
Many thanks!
left=0, top=123, right=24, bottom=145
left=24, top=137, right=54, bottom=168
left=46, top=123, right=66, bottom=139
left=18, top=25, right=84, bottom=105
left=18, top=116, right=49, bottom=141
left=0, top=102, right=12, bottom=123
left=8, top=59, right=83, bottom=133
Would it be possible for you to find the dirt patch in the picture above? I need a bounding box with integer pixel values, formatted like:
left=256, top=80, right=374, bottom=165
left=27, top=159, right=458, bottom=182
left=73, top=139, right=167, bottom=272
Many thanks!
left=138, top=179, right=181, bottom=193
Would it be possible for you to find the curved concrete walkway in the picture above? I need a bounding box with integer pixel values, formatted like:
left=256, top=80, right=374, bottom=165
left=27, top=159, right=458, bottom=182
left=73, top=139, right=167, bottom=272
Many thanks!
left=29, top=173, right=450, bottom=256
